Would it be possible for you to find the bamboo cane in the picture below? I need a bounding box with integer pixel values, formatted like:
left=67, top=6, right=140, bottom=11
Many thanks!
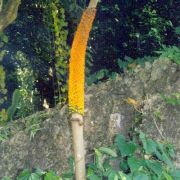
left=68, top=0, right=99, bottom=179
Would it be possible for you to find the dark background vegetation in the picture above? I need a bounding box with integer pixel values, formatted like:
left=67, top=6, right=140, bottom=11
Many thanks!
left=0, top=0, right=179, bottom=121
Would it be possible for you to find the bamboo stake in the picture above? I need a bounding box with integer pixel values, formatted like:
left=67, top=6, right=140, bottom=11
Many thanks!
left=68, top=0, right=99, bottom=179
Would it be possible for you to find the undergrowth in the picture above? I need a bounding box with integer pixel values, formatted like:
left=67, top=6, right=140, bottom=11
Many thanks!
left=0, top=112, right=49, bottom=143
left=2, top=131, right=180, bottom=180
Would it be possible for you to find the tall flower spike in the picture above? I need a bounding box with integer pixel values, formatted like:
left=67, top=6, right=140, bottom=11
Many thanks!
left=68, top=8, right=96, bottom=115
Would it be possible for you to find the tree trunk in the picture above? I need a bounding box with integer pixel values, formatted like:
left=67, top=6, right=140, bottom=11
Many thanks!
left=0, top=0, right=21, bottom=32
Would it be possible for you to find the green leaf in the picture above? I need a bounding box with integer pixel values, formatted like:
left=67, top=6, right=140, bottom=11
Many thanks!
left=68, top=156, right=74, bottom=173
left=102, top=166, right=114, bottom=177
left=128, top=157, right=146, bottom=172
left=124, top=56, right=133, bottom=63
left=118, top=171, right=130, bottom=180
left=87, top=74, right=97, bottom=85
left=139, top=132, right=174, bottom=168
left=101, top=159, right=114, bottom=177
left=28, top=173, right=41, bottom=180
left=16, top=170, right=42, bottom=180
left=170, top=169, right=180, bottom=179
left=87, top=174, right=101, bottom=180
left=95, top=149, right=104, bottom=171
left=132, top=172, right=149, bottom=180
left=120, top=159, right=129, bottom=172
left=44, top=171, right=60, bottom=180
left=166, top=144, right=176, bottom=159
left=87, top=163, right=98, bottom=171
left=87, top=166, right=96, bottom=177
left=110, top=72, right=117, bottom=80
left=155, top=142, right=174, bottom=168
left=62, top=172, right=74, bottom=179
left=99, top=147, right=117, bottom=157
left=117, top=59, right=128, bottom=69
left=1, top=177, right=12, bottom=180
left=139, top=132, right=157, bottom=154
left=96, top=69, right=107, bottom=80
left=17, top=169, right=31, bottom=180
left=145, top=160, right=162, bottom=177
left=0, top=32, right=8, bottom=43
left=34, top=168, right=46, bottom=176
left=2, top=35, right=8, bottom=43
left=162, top=171, right=173, bottom=180
left=108, top=171, right=118, bottom=180
left=175, top=26, right=180, bottom=35
left=115, top=134, right=137, bottom=157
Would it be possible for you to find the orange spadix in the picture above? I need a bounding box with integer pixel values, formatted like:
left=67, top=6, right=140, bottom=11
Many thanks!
left=68, top=8, right=96, bottom=114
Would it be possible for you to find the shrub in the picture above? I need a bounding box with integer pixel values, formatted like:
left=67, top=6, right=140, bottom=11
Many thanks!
left=156, top=45, right=180, bottom=65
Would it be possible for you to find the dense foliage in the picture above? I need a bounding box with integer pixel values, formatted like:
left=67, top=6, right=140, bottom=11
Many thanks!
left=86, top=0, right=180, bottom=81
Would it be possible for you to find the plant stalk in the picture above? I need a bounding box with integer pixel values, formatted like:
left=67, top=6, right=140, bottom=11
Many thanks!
left=88, top=0, right=99, bottom=8
left=71, top=113, right=85, bottom=180
left=69, top=1, right=99, bottom=179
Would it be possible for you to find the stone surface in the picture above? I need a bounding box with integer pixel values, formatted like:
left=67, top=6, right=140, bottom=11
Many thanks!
left=0, top=58, right=179, bottom=178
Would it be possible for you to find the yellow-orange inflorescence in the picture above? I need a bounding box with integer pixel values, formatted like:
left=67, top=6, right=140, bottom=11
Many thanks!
left=68, top=8, right=96, bottom=115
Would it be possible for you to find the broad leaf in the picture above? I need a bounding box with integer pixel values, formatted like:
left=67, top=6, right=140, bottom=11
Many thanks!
left=145, top=160, right=162, bottom=177
left=132, top=172, right=149, bottom=180
left=162, top=171, right=173, bottom=180
left=170, top=169, right=180, bottom=179
left=120, top=159, right=129, bottom=172
left=87, top=174, right=101, bottom=180
left=35, top=168, right=46, bottom=176
left=95, top=149, right=104, bottom=171
left=99, top=147, right=117, bottom=157
left=44, top=171, right=60, bottom=180
left=155, top=142, right=174, bottom=168
left=128, top=157, right=146, bottom=172
left=108, top=171, right=118, bottom=180
left=29, top=173, right=41, bottom=180
left=139, top=132, right=157, bottom=154
left=115, top=135, right=137, bottom=157
left=17, top=169, right=31, bottom=180
left=118, top=171, right=131, bottom=180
